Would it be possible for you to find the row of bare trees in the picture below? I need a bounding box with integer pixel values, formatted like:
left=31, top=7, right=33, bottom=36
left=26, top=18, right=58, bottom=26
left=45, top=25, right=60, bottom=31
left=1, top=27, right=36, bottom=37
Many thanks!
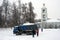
left=0, top=0, right=35, bottom=28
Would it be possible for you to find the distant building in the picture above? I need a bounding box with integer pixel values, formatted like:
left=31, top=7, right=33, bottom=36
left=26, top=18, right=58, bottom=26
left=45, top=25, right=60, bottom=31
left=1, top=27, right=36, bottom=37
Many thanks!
left=45, top=19, right=60, bottom=28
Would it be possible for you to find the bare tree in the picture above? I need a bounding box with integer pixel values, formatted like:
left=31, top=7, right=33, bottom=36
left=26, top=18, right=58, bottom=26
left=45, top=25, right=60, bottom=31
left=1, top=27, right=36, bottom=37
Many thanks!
left=22, top=2, right=35, bottom=23
left=12, top=3, right=19, bottom=26
left=22, top=4, right=27, bottom=23
left=28, top=2, right=35, bottom=23
left=1, top=0, right=9, bottom=27
left=0, top=6, right=3, bottom=27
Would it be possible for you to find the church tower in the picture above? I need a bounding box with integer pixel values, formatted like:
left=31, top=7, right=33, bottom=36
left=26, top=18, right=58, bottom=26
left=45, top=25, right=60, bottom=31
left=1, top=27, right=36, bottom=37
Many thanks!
left=41, top=3, right=47, bottom=21
left=41, top=3, right=47, bottom=32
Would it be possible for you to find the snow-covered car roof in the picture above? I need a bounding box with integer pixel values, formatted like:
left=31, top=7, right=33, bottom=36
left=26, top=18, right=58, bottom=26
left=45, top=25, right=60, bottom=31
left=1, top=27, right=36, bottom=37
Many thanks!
left=14, top=26, right=18, bottom=27
left=23, top=23, right=35, bottom=25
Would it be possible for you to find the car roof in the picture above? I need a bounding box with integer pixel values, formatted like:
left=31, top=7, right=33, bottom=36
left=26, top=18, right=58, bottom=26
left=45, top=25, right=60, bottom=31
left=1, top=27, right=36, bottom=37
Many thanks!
left=23, top=23, right=35, bottom=25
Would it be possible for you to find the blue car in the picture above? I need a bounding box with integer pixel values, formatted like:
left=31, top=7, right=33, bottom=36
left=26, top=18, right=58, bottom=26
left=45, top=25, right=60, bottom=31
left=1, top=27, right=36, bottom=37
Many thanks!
left=13, top=24, right=39, bottom=35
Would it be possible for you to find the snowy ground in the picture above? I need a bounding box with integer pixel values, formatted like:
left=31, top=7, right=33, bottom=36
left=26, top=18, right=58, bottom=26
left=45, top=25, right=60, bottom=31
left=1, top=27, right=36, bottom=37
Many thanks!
left=0, top=28, right=60, bottom=40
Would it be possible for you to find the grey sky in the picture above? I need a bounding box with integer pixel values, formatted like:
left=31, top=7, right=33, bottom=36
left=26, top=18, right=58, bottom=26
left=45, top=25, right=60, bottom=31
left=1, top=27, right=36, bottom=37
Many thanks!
left=0, top=0, right=60, bottom=19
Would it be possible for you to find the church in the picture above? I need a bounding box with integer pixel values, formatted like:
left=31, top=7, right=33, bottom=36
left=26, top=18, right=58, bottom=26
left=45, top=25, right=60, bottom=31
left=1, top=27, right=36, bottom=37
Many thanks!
left=36, top=3, right=60, bottom=29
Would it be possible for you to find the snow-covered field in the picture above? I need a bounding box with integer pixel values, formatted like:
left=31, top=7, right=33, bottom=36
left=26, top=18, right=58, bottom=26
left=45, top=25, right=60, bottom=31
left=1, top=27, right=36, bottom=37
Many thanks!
left=0, top=28, right=60, bottom=40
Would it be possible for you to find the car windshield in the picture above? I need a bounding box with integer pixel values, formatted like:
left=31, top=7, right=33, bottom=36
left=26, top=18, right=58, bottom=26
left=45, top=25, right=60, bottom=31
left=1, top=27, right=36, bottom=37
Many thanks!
left=18, top=25, right=37, bottom=30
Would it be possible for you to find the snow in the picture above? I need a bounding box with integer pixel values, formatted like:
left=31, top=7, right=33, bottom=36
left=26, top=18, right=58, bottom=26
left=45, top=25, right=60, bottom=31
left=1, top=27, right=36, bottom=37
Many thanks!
left=14, top=26, right=18, bottom=27
left=23, top=23, right=35, bottom=25
left=0, top=28, right=60, bottom=40
left=46, top=19, right=60, bottom=22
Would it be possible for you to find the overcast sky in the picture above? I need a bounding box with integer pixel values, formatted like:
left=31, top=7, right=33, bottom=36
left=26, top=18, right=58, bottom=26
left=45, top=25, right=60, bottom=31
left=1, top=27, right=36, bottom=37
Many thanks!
left=0, top=0, right=60, bottom=19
